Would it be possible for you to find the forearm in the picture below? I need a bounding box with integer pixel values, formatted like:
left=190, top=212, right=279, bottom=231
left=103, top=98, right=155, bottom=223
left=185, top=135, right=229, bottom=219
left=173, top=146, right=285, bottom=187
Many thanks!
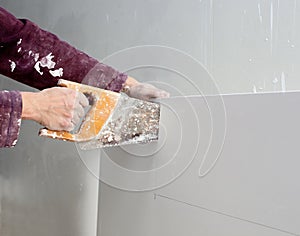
left=0, top=7, right=127, bottom=92
left=0, top=90, right=22, bottom=147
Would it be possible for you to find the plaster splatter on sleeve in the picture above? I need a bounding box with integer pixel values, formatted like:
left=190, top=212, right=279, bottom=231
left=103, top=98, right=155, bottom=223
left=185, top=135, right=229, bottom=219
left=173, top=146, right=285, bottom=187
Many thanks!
left=17, top=38, right=22, bottom=45
left=49, top=68, right=63, bottom=77
left=8, top=60, right=16, bottom=72
left=0, top=7, right=127, bottom=91
left=0, top=90, right=22, bottom=147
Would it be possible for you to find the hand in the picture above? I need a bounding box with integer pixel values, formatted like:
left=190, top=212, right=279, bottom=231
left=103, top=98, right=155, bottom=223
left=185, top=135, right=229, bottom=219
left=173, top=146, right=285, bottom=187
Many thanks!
left=123, top=76, right=170, bottom=101
left=21, top=87, right=89, bottom=131
left=127, top=83, right=170, bottom=101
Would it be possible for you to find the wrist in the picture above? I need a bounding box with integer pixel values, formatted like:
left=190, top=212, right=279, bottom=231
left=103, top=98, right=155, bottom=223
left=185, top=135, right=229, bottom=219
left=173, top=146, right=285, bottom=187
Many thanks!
left=21, top=92, right=39, bottom=121
left=121, top=76, right=140, bottom=95
left=120, top=84, right=130, bottom=94
left=123, top=76, right=140, bottom=88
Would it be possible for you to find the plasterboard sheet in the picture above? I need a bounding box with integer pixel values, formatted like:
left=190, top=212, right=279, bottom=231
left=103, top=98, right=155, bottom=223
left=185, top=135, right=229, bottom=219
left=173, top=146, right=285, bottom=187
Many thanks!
left=98, top=92, right=300, bottom=236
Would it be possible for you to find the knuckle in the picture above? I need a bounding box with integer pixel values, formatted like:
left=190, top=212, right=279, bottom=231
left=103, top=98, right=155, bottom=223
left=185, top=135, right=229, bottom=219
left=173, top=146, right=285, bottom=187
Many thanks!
left=59, top=119, right=72, bottom=130
left=68, top=102, right=76, bottom=110
left=68, top=89, right=77, bottom=97
left=63, top=111, right=73, bottom=119
left=64, top=99, right=76, bottom=110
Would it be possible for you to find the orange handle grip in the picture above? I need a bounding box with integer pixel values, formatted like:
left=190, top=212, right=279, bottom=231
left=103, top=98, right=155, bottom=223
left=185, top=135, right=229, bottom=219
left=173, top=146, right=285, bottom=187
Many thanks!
left=38, top=79, right=120, bottom=142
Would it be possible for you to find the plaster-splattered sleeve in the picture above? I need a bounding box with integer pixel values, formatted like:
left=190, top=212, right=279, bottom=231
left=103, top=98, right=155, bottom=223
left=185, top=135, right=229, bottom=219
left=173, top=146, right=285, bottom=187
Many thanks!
left=0, top=7, right=128, bottom=91
left=0, top=91, right=22, bottom=147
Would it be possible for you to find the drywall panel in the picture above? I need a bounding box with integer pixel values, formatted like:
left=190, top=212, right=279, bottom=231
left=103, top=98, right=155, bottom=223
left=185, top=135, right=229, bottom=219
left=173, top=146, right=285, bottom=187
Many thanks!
left=98, top=183, right=296, bottom=236
left=98, top=92, right=300, bottom=236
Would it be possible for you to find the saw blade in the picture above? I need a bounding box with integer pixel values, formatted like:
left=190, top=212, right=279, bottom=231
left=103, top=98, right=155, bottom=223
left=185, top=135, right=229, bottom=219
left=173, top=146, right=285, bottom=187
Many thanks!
left=79, top=94, right=160, bottom=150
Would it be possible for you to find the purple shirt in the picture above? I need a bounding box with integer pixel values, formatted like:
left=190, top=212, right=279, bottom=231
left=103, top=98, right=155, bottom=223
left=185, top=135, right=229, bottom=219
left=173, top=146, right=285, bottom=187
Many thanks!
left=0, top=7, right=127, bottom=147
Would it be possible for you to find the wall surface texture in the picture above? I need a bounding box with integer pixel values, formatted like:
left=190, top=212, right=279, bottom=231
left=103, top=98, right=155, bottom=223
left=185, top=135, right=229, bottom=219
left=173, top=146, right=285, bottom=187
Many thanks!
left=0, top=1, right=300, bottom=236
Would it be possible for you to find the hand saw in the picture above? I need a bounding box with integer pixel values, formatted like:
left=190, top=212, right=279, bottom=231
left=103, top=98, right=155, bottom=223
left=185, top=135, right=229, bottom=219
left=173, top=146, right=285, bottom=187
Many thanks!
left=38, top=79, right=160, bottom=150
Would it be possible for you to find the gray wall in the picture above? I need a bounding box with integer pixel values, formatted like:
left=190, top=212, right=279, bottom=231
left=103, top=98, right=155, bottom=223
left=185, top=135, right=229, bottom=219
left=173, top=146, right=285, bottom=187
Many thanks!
left=1, top=1, right=300, bottom=236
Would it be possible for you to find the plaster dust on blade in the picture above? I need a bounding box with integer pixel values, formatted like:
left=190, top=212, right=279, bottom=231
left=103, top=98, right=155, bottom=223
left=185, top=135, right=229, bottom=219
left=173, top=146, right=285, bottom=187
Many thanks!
left=38, top=79, right=160, bottom=150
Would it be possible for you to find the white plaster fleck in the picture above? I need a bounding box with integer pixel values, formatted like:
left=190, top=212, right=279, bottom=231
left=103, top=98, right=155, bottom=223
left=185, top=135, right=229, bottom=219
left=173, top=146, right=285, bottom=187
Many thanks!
left=34, top=53, right=39, bottom=62
left=39, top=129, right=59, bottom=139
left=39, top=129, right=47, bottom=136
left=9, top=60, right=16, bottom=72
left=40, top=53, right=56, bottom=69
left=28, top=51, right=40, bottom=62
left=12, top=139, right=18, bottom=146
left=17, top=47, right=22, bottom=53
left=34, top=62, right=43, bottom=75
left=17, top=38, right=22, bottom=45
left=49, top=68, right=63, bottom=77
left=107, top=136, right=113, bottom=142
left=34, top=53, right=56, bottom=75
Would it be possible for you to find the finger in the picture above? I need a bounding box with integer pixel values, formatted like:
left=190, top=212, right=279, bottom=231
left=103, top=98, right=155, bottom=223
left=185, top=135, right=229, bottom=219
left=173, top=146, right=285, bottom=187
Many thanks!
left=138, top=85, right=157, bottom=99
left=76, top=105, right=85, bottom=118
left=148, top=88, right=170, bottom=99
left=65, top=123, right=75, bottom=132
left=157, top=90, right=170, bottom=98
left=76, top=91, right=89, bottom=107
left=141, top=84, right=169, bottom=98
left=60, top=119, right=74, bottom=132
left=71, top=114, right=80, bottom=126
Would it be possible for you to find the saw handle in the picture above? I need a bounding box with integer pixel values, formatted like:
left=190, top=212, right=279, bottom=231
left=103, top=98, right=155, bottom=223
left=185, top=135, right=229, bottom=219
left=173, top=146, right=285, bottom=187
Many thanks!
left=38, top=79, right=120, bottom=142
